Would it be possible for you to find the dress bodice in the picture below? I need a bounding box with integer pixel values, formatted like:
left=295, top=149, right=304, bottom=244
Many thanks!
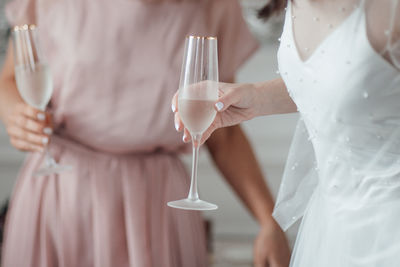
left=274, top=0, right=400, bottom=230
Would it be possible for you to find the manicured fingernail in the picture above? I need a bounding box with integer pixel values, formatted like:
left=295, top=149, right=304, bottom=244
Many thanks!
left=182, top=134, right=188, bottom=143
left=37, top=113, right=46, bottom=121
left=171, top=104, right=176, bottom=112
left=42, top=137, right=49, bottom=144
left=43, top=127, right=53, bottom=135
left=215, top=102, right=224, bottom=111
left=175, top=122, right=180, bottom=131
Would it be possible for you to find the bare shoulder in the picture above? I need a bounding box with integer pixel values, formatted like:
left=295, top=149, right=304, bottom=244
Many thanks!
left=392, top=0, right=400, bottom=41
left=365, top=0, right=400, bottom=54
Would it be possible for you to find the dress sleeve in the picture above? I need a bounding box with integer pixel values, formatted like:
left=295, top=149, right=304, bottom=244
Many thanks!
left=214, top=0, right=260, bottom=82
left=5, top=0, right=37, bottom=26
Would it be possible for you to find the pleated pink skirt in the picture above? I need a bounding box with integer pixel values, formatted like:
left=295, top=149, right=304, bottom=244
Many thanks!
left=2, top=136, right=207, bottom=267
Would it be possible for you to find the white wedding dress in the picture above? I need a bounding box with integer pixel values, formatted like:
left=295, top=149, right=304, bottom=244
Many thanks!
left=273, top=0, right=400, bottom=266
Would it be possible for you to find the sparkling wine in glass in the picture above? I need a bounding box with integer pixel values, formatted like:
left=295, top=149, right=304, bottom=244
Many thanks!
left=168, top=35, right=219, bottom=210
left=13, top=24, right=72, bottom=176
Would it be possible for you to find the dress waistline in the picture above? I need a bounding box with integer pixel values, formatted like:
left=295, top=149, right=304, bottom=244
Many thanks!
left=48, top=135, right=180, bottom=162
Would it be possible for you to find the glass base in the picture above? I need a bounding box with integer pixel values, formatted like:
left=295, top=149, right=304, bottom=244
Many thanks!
left=34, top=164, right=72, bottom=177
left=167, top=198, right=218, bottom=211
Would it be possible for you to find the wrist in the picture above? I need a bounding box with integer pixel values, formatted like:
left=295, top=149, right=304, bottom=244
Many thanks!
left=246, top=82, right=264, bottom=119
left=1, top=99, right=22, bottom=125
left=251, top=81, right=272, bottom=117
left=0, top=83, right=23, bottom=124
left=258, top=214, right=279, bottom=228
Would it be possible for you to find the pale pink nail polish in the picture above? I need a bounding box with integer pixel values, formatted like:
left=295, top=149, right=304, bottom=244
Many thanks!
left=37, top=113, right=46, bottom=121
left=215, top=102, right=224, bottom=111
left=43, top=127, right=53, bottom=135
left=42, top=137, right=49, bottom=144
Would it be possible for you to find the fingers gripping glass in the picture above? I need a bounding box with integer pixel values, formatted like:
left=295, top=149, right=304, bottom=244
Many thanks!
left=168, top=36, right=219, bottom=211
left=12, top=25, right=72, bottom=176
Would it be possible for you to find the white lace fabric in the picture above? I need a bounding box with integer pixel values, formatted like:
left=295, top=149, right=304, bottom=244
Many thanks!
left=275, top=1, right=400, bottom=266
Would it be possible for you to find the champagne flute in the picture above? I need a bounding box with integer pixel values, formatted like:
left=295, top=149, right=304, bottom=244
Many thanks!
left=168, top=35, right=219, bottom=210
left=12, top=24, right=71, bottom=176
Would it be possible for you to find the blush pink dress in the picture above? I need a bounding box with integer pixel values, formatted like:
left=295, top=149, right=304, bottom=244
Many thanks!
left=2, top=0, right=258, bottom=266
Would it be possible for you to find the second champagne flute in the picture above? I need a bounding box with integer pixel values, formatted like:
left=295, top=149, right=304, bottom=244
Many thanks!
left=13, top=24, right=72, bottom=176
left=168, top=35, right=219, bottom=210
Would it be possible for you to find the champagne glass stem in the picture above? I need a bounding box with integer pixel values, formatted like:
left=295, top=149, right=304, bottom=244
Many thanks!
left=187, top=134, right=202, bottom=201
left=34, top=140, right=72, bottom=177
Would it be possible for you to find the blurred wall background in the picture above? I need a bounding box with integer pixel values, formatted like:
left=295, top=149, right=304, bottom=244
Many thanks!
left=0, top=0, right=299, bottom=263
left=0, top=0, right=24, bottom=213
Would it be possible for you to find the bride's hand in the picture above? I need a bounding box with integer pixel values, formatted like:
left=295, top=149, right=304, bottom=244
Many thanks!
left=172, top=82, right=260, bottom=144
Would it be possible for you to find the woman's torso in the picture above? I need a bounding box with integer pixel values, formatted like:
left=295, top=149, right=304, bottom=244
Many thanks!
left=33, top=0, right=224, bottom=154
left=278, top=0, right=400, bottom=204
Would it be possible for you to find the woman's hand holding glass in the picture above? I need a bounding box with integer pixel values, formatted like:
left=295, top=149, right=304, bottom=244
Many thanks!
left=172, top=78, right=296, bottom=145
left=172, top=82, right=260, bottom=144
left=11, top=24, right=71, bottom=176
left=5, top=102, right=52, bottom=152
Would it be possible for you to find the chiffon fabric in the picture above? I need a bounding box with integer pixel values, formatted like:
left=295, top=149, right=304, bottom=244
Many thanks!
left=2, top=0, right=259, bottom=266
left=274, top=0, right=400, bottom=266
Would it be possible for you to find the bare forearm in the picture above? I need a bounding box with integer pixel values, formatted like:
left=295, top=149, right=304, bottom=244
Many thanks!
left=0, top=78, right=22, bottom=122
left=0, top=41, right=22, bottom=123
left=206, top=126, right=276, bottom=226
left=253, top=78, right=297, bottom=117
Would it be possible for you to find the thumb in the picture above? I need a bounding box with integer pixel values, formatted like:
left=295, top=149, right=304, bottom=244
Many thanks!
left=214, top=86, right=241, bottom=112
left=171, top=91, right=178, bottom=113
